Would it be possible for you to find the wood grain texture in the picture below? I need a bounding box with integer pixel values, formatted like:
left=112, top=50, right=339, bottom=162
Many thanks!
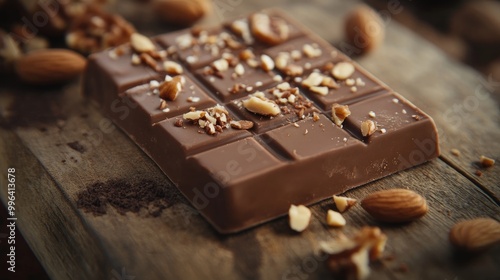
left=0, top=0, right=499, bottom=279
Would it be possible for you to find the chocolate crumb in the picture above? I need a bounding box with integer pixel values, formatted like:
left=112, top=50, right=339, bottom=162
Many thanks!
left=67, top=141, right=86, bottom=154
left=76, top=179, right=179, bottom=217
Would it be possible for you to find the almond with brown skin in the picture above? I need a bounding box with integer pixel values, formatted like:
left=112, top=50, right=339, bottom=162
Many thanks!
left=449, top=218, right=500, bottom=252
left=15, top=49, right=86, bottom=85
left=361, top=189, right=428, bottom=223
left=152, top=0, right=212, bottom=26
left=344, top=5, right=385, bottom=54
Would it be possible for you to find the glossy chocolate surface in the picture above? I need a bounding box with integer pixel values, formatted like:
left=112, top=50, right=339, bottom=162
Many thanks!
left=83, top=9, right=439, bottom=233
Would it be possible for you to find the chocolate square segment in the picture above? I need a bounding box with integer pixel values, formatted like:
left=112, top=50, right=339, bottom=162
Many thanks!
left=84, top=42, right=167, bottom=104
left=151, top=112, right=251, bottom=157
left=227, top=84, right=319, bottom=134
left=264, top=36, right=342, bottom=72
left=155, top=28, right=244, bottom=69
left=301, top=62, right=387, bottom=110
left=343, top=92, right=431, bottom=142
left=124, top=76, right=216, bottom=124
left=195, top=61, right=277, bottom=103
left=262, top=114, right=363, bottom=160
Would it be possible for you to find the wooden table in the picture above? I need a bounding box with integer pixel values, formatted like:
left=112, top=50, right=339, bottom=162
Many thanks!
left=1, top=0, right=499, bottom=279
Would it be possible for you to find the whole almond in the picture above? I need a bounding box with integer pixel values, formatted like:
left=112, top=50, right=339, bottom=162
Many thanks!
left=449, top=218, right=500, bottom=252
left=152, top=0, right=212, bottom=26
left=344, top=5, right=385, bottom=54
left=361, top=189, right=428, bottom=223
left=15, top=49, right=86, bottom=85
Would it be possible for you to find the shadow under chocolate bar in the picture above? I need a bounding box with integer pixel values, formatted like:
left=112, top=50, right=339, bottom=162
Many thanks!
left=83, top=9, right=440, bottom=233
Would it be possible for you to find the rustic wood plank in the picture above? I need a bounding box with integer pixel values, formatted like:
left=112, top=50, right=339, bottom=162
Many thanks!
left=1, top=0, right=499, bottom=279
left=1, top=111, right=499, bottom=279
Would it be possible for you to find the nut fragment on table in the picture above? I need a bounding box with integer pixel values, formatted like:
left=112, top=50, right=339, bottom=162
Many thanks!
left=289, top=204, right=312, bottom=232
left=320, top=227, right=387, bottom=280
left=333, top=195, right=357, bottom=213
left=479, top=155, right=495, bottom=168
left=326, top=210, right=346, bottom=227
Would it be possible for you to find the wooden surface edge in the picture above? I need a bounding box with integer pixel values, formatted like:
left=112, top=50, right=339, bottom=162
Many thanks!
left=0, top=128, right=115, bottom=280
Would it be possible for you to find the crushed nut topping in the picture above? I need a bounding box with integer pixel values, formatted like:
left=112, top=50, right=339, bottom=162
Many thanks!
left=131, top=33, right=156, bottom=53
left=302, top=43, right=322, bottom=58
left=242, top=95, right=281, bottom=116
left=182, top=105, right=232, bottom=135
left=159, top=75, right=185, bottom=101
left=163, top=61, right=183, bottom=75
left=361, top=120, right=376, bottom=137
left=332, top=62, right=355, bottom=80
left=230, top=120, right=254, bottom=130
left=261, top=54, right=275, bottom=71
left=331, top=104, right=351, bottom=127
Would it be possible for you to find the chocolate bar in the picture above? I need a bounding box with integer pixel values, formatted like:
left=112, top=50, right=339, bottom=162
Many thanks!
left=83, top=10, right=439, bottom=233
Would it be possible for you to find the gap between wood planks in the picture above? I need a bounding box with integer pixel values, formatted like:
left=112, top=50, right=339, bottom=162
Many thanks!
left=439, top=155, right=500, bottom=206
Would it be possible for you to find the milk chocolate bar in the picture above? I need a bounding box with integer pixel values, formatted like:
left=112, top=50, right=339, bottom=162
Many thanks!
left=83, top=10, right=439, bottom=233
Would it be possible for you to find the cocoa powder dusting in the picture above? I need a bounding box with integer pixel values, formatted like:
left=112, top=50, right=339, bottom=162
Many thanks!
left=76, top=179, right=180, bottom=217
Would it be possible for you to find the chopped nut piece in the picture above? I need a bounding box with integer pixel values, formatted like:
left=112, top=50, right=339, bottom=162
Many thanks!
left=274, top=52, right=290, bottom=69
left=321, top=77, right=339, bottom=89
left=283, top=64, right=303, bottom=77
left=212, top=58, right=229, bottom=72
left=302, top=72, right=324, bottom=88
left=331, top=104, right=351, bottom=127
left=312, top=112, right=320, bottom=122
left=326, top=210, right=346, bottom=227
left=231, top=20, right=253, bottom=44
left=183, top=110, right=205, bottom=120
left=289, top=204, right=311, bottom=232
left=164, top=61, right=183, bottom=74
left=159, top=75, right=184, bottom=101
left=242, top=96, right=281, bottom=116
left=140, top=53, right=158, bottom=70
left=230, top=120, right=254, bottom=130
left=361, top=120, right=376, bottom=137
left=332, top=62, right=355, bottom=80
left=187, top=96, right=200, bottom=103
left=450, top=148, right=461, bottom=157
left=239, top=49, right=255, bottom=60
left=302, top=43, right=322, bottom=58
left=345, top=78, right=355, bottom=86
left=310, top=86, right=329, bottom=96
left=261, top=54, right=275, bottom=71
left=321, top=227, right=387, bottom=280
left=131, top=33, right=156, bottom=53
left=273, top=75, right=283, bottom=82
left=159, top=100, right=168, bottom=110
left=368, top=111, right=376, bottom=118
left=480, top=155, right=495, bottom=168
left=250, top=13, right=289, bottom=45
left=333, top=195, right=357, bottom=213
left=234, top=63, right=245, bottom=76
